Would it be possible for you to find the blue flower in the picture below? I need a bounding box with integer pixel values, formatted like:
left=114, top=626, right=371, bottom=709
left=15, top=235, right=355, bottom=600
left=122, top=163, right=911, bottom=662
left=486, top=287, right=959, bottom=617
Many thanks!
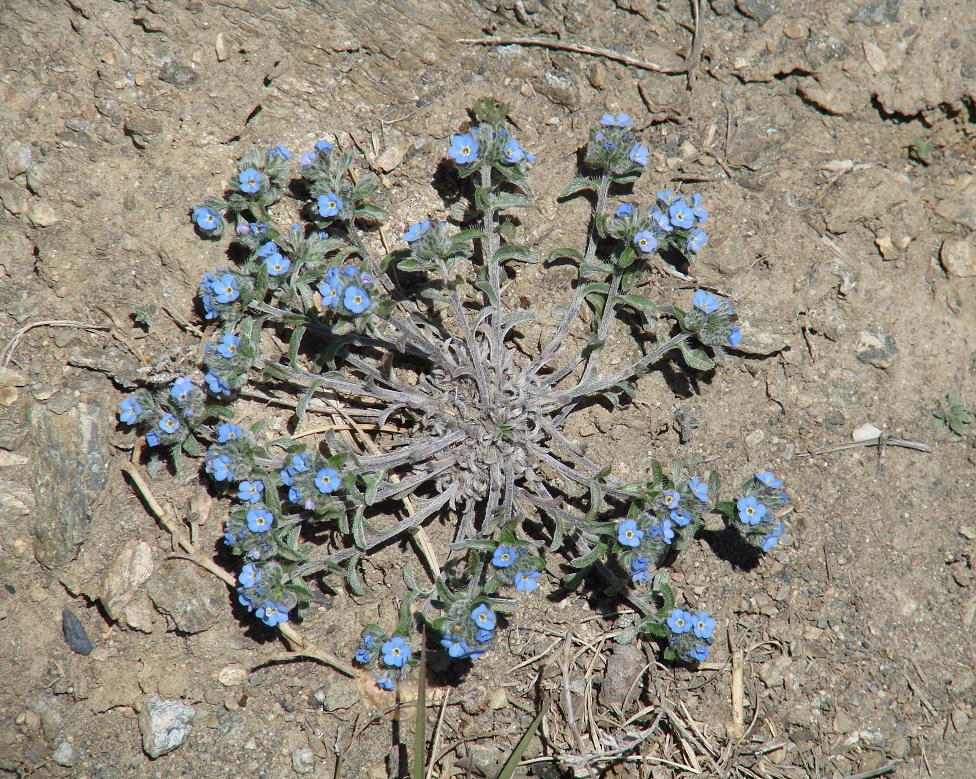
left=239, top=563, right=261, bottom=588
left=343, top=285, right=370, bottom=314
left=159, top=414, right=180, bottom=434
left=314, top=139, right=334, bottom=154
left=214, top=274, right=239, bottom=304
left=217, top=423, right=242, bottom=442
left=692, top=290, right=719, bottom=314
left=342, top=265, right=358, bottom=277
left=146, top=430, right=160, bottom=447
left=292, top=454, right=311, bottom=472
left=670, top=509, right=692, bottom=527
left=632, top=569, right=651, bottom=583
left=618, top=519, right=644, bottom=547
left=449, top=133, right=479, bottom=164
left=170, top=376, right=193, bottom=404
left=118, top=397, right=141, bottom=425
left=475, top=628, right=494, bottom=644
left=381, top=637, right=411, bottom=668
left=318, top=281, right=339, bottom=307
left=257, top=601, right=288, bottom=626
left=471, top=604, right=496, bottom=631
left=728, top=327, right=742, bottom=348
left=693, top=611, right=716, bottom=639
left=761, top=522, right=786, bottom=552
left=600, top=113, right=634, bottom=128
left=631, top=556, right=649, bottom=572
left=257, top=241, right=278, bottom=258
left=667, top=608, right=693, bottom=634
left=192, top=206, right=220, bottom=232
left=657, top=189, right=679, bottom=205
left=736, top=496, right=766, bottom=525
left=315, top=467, right=341, bottom=494
left=236, top=223, right=250, bottom=235
left=247, top=507, right=273, bottom=533
left=756, top=471, right=784, bottom=489
left=324, top=267, right=340, bottom=285
left=689, top=193, right=708, bottom=223
left=615, top=203, right=635, bottom=218
left=264, top=252, right=291, bottom=276
left=689, top=645, right=709, bottom=662
left=688, top=476, right=709, bottom=502
left=404, top=220, right=431, bottom=243
left=288, top=486, right=302, bottom=503
left=238, top=479, right=264, bottom=504
left=239, top=168, right=262, bottom=194
left=503, top=138, right=526, bottom=163
left=515, top=571, right=541, bottom=592
left=669, top=200, right=695, bottom=228
left=492, top=547, right=516, bottom=568
left=300, top=151, right=317, bottom=167
left=269, top=144, right=292, bottom=159
left=687, top=228, right=708, bottom=253
left=634, top=230, right=658, bottom=254
left=251, top=223, right=268, bottom=237
left=441, top=634, right=470, bottom=658
left=317, top=193, right=343, bottom=218
left=238, top=588, right=253, bottom=611
left=662, top=490, right=680, bottom=509
left=205, top=371, right=231, bottom=396
left=628, top=143, right=649, bottom=166
left=217, top=333, right=240, bottom=358
left=355, top=648, right=372, bottom=664
left=660, top=518, right=675, bottom=544
left=377, top=676, right=395, bottom=691
left=209, top=454, right=233, bottom=482
left=201, top=295, right=218, bottom=320
left=649, top=209, right=671, bottom=232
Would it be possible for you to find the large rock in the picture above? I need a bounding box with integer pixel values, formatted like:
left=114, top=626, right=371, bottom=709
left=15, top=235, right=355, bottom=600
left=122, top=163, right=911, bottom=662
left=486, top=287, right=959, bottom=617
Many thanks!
left=30, top=397, right=110, bottom=567
left=139, top=697, right=195, bottom=758
left=146, top=558, right=224, bottom=633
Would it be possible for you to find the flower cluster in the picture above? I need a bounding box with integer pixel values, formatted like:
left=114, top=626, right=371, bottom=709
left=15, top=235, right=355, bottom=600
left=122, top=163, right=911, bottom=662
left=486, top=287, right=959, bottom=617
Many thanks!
left=731, top=471, right=789, bottom=551
left=117, top=376, right=214, bottom=457
left=609, top=189, right=708, bottom=260
left=352, top=628, right=415, bottom=691
left=665, top=608, right=716, bottom=664
left=678, top=289, right=741, bottom=352
left=584, top=113, right=649, bottom=180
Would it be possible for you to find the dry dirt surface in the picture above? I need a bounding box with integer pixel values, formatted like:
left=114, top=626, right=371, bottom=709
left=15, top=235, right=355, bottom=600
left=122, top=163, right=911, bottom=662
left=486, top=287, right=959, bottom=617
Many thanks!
left=2, top=0, right=976, bottom=777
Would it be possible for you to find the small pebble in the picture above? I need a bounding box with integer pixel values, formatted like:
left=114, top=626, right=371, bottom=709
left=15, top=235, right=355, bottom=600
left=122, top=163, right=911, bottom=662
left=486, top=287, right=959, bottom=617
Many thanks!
left=62, top=608, right=93, bottom=655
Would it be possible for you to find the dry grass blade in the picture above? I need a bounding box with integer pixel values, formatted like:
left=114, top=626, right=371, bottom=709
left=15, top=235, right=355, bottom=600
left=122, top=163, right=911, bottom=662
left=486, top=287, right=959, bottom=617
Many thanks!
left=414, top=638, right=427, bottom=779
left=498, top=696, right=551, bottom=779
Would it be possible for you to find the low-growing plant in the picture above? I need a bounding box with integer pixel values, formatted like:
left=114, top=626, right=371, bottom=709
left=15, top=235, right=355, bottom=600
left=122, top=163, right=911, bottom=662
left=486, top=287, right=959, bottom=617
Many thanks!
left=118, top=101, right=791, bottom=691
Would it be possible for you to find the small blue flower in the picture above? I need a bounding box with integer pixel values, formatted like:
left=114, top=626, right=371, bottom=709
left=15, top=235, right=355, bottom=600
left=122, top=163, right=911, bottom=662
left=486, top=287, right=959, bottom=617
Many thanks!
left=216, top=333, right=240, bottom=358
left=736, top=496, right=766, bottom=526
left=492, top=547, right=516, bottom=568
left=670, top=509, right=692, bottom=527
left=688, top=476, right=709, bottom=503
left=779, top=491, right=789, bottom=505
left=471, top=604, right=496, bottom=631
left=317, top=193, right=343, bottom=218
left=363, top=633, right=375, bottom=650
left=247, top=507, right=273, bottom=533
left=728, top=327, right=742, bottom=348
left=318, top=281, right=339, bottom=307
left=201, top=295, right=218, bottom=320
left=210, top=454, right=233, bottom=482
left=687, top=228, right=708, bottom=253
left=632, top=556, right=649, bottom=572
left=689, top=193, right=708, bottom=223
left=761, top=522, right=786, bottom=552
left=649, top=209, right=671, bottom=232
left=257, top=241, right=278, bottom=258
left=205, top=371, right=231, bottom=396
left=118, top=397, right=141, bottom=425
left=251, top=223, right=268, bottom=237
left=449, top=133, right=479, bottom=164
left=689, top=645, right=709, bottom=662
left=214, top=274, right=239, bottom=304
left=628, top=143, right=649, bottom=166
left=159, top=414, right=180, bottom=434
left=292, top=454, right=311, bottom=472
left=441, top=635, right=470, bottom=658
left=343, top=285, right=370, bottom=315
left=288, top=486, right=302, bottom=503
left=239, top=168, right=262, bottom=194
left=170, top=376, right=194, bottom=404
left=503, top=138, right=526, bottom=163
left=314, top=139, right=334, bottom=154
left=324, top=267, right=340, bottom=285
left=381, top=637, right=411, bottom=668
left=269, top=144, right=292, bottom=159
left=192, top=206, right=220, bottom=232
left=315, top=467, right=341, bottom=494
left=146, top=429, right=161, bottom=447
left=238, top=588, right=253, bottom=610
left=239, top=563, right=261, bottom=588
left=217, top=423, right=242, bottom=442
left=669, top=200, right=695, bottom=228
left=667, top=608, right=693, bottom=634
left=238, top=479, right=264, bottom=504
left=515, top=571, right=541, bottom=592
left=264, top=252, right=291, bottom=276
left=300, top=151, right=317, bottom=167
left=257, top=601, right=288, bottom=626
left=600, top=113, right=634, bottom=128
left=662, top=490, right=680, bottom=509
left=693, top=611, right=716, bottom=639
left=659, top=518, right=675, bottom=544
left=634, top=230, right=658, bottom=254
left=692, top=290, right=719, bottom=314
left=377, top=676, right=395, bottom=691
left=756, top=471, right=784, bottom=489
left=615, top=203, right=635, bottom=218
left=355, top=648, right=372, bottom=664
left=657, top=189, right=679, bottom=205
left=475, top=628, right=494, bottom=644
left=236, top=223, right=250, bottom=235
left=632, top=569, right=651, bottom=583
left=404, top=220, right=431, bottom=243
left=618, top=519, right=644, bottom=547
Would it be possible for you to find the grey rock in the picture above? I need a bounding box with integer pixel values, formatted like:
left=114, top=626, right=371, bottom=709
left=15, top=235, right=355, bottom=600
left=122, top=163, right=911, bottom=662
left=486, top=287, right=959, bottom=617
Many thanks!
left=146, top=558, right=224, bottom=633
left=852, top=0, right=900, bottom=25
left=599, top=642, right=645, bottom=710
left=157, top=59, right=197, bottom=86
left=855, top=331, right=898, bottom=370
left=0, top=480, right=34, bottom=522
left=4, top=140, right=31, bottom=178
left=936, top=185, right=976, bottom=231
left=0, top=181, right=28, bottom=215
left=805, top=31, right=849, bottom=68
left=736, top=0, right=777, bottom=25
left=889, top=735, right=911, bottom=759
left=700, top=233, right=753, bottom=275
left=124, top=110, right=163, bottom=147
left=28, top=201, right=59, bottom=227
left=940, top=239, right=976, bottom=277
left=323, top=681, right=360, bottom=711
left=541, top=71, right=580, bottom=108
left=30, top=397, right=110, bottom=567
left=64, top=117, right=90, bottom=133
left=62, top=608, right=93, bottom=655
left=51, top=741, right=75, bottom=767
left=0, top=417, right=28, bottom=451
left=292, top=748, right=315, bottom=774
left=28, top=691, right=64, bottom=745
left=962, top=61, right=976, bottom=80
left=139, top=697, right=195, bottom=758
left=100, top=539, right=155, bottom=621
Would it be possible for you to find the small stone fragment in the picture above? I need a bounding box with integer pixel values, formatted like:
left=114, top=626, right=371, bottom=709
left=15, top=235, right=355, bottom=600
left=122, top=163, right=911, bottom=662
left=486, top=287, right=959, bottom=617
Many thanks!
left=146, top=558, right=224, bottom=633
left=852, top=0, right=901, bottom=25
left=759, top=656, right=792, bottom=687
left=960, top=525, right=976, bottom=540
left=852, top=423, right=882, bottom=442
left=797, top=76, right=853, bottom=116
left=28, top=201, right=60, bottom=228
left=0, top=450, right=29, bottom=467
left=0, top=367, right=26, bottom=388
left=940, top=239, right=976, bottom=278
left=855, top=331, right=897, bottom=369
left=215, top=33, right=229, bottom=61
left=139, top=697, right=195, bottom=758
left=0, top=386, right=17, bottom=406
left=736, top=0, right=777, bottom=25
left=124, top=110, right=163, bottom=147
left=157, top=59, right=197, bottom=86
left=599, top=642, right=644, bottom=710
left=542, top=71, right=580, bottom=108
left=51, top=741, right=75, bottom=766
left=62, top=608, right=93, bottom=655
left=952, top=709, right=970, bottom=732
left=218, top=665, right=248, bottom=687
left=833, top=709, right=856, bottom=734
left=374, top=142, right=408, bottom=173
left=292, top=748, right=315, bottom=774
left=487, top=687, right=508, bottom=710
left=874, top=234, right=897, bottom=260
left=0, top=480, right=34, bottom=521
left=0, top=181, right=28, bottom=215
left=100, top=539, right=154, bottom=621
left=4, top=140, right=31, bottom=178
left=863, top=41, right=888, bottom=73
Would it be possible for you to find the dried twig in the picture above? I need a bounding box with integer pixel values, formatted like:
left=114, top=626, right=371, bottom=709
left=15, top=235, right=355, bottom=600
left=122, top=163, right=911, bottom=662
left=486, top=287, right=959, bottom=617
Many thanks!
left=795, top=436, right=933, bottom=459
left=457, top=37, right=686, bottom=74
left=2, top=319, right=110, bottom=369
left=838, top=760, right=902, bottom=779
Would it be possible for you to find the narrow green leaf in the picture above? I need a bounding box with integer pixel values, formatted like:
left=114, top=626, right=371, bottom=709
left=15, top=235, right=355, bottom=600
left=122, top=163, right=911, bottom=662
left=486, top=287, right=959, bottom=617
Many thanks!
left=496, top=698, right=551, bottom=779
left=296, top=378, right=324, bottom=424
left=288, top=324, right=306, bottom=370
left=679, top=341, right=715, bottom=371
left=493, top=244, right=538, bottom=264
left=413, top=639, right=427, bottom=779
left=560, top=175, right=598, bottom=198
left=547, top=246, right=583, bottom=265
left=181, top=436, right=201, bottom=457
left=568, top=541, right=607, bottom=570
